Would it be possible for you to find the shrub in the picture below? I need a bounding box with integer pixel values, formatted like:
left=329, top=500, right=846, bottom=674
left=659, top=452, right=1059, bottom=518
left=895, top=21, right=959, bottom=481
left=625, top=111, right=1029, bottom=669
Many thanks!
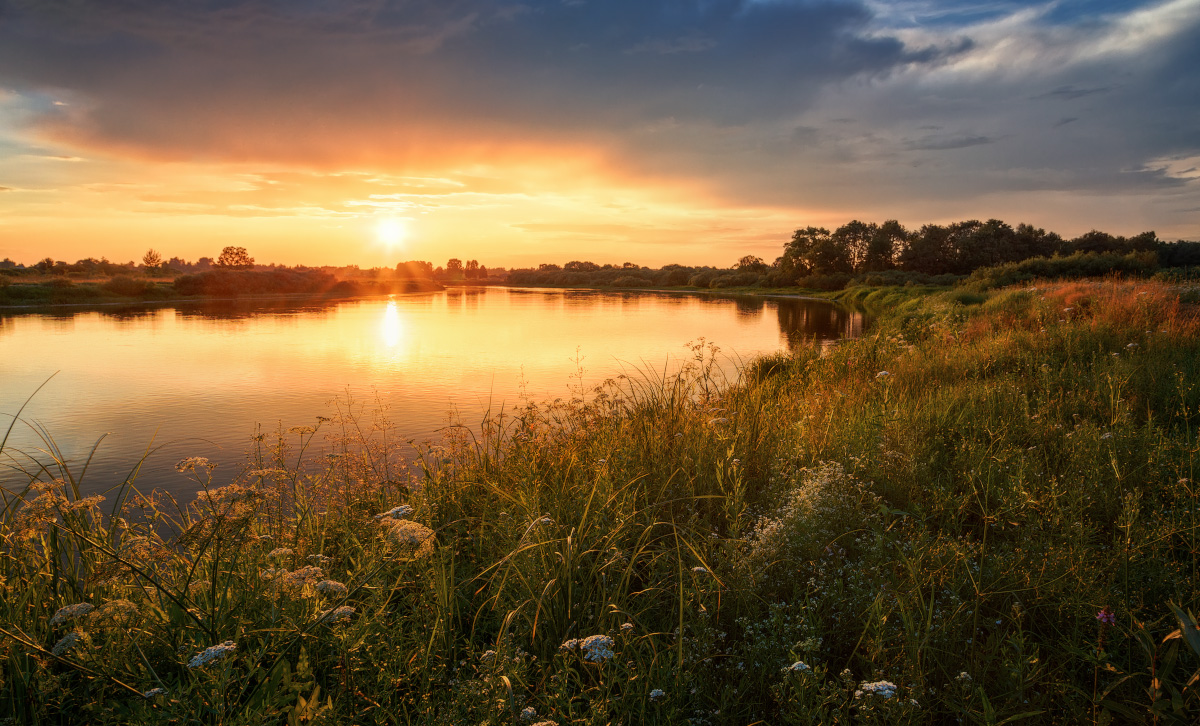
left=102, top=275, right=153, bottom=297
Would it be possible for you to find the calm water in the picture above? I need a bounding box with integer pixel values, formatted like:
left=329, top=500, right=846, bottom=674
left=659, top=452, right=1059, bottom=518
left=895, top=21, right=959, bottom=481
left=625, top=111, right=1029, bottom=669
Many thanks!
left=1, top=287, right=862, bottom=498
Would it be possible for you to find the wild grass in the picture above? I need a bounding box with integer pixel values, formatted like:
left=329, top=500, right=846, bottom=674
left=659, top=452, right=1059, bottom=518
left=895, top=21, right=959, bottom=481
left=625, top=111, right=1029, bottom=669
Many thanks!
left=2, top=279, right=1200, bottom=724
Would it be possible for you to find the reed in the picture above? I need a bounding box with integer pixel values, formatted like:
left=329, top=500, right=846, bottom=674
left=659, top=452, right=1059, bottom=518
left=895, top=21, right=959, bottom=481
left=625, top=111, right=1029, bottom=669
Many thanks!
left=2, top=279, right=1198, bottom=724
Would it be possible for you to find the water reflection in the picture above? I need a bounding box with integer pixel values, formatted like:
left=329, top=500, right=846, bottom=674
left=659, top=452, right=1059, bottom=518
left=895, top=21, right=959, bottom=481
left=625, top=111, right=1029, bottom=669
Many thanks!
left=1, top=287, right=865, bottom=498
left=381, top=301, right=403, bottom=348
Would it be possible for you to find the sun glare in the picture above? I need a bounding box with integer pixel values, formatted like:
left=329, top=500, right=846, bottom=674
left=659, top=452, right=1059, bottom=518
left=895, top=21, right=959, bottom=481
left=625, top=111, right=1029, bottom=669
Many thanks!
left=375, top=218, right=408, bottom=249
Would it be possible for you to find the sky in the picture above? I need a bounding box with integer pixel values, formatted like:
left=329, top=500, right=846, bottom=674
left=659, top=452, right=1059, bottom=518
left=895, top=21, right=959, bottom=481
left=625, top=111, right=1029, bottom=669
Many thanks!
left=0, top=0, right=1197, bottom=268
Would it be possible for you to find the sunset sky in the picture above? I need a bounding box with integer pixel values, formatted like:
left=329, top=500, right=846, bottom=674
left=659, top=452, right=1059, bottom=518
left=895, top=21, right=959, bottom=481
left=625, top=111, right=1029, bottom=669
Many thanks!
left=1, top=0, right=1197, bottom=268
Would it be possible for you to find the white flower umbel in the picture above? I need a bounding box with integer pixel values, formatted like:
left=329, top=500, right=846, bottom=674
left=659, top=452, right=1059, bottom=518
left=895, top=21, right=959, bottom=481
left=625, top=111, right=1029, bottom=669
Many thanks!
left=142, top=687, right=167, bottom=699
left=50, top=603, right=94, bottom=625
left=315, top=580, right=348, bottom=595
left=268, top=547, right=294, bottom=558
left=317, top=605, right=356, bottom=624
left=788, top=661, right=811, bottom=673
left=579, top=634, right=615, bottom=662
left=519, top=706, right=537, bottom=722
left=374, top=505, right=413, bottom=520
left=188, top=640, right=237, bottom=668
left=650, top=688, right=666, bottom=701
left=854, top=680, right=897, bottom=699
left=51, top=631, right=87, bottom=656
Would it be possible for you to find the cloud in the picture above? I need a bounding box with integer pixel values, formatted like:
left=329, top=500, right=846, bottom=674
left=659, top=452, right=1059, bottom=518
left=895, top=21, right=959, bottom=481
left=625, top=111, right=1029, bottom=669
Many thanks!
left=906, top=133, right=995, bottom=150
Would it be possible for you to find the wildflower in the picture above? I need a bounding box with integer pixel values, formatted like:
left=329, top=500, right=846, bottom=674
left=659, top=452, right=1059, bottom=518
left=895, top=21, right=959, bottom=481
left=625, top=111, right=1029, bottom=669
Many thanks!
left=692, top=566, right=708, bottom=574
left=315, top=580, right=348, bottom=595
left=142, top=687, right=167, bottom=698
left=534, top=516, right=554, bottom=527
left=374, top=505, right=414, bottom=520
left=246, top=468, right=284, bottom=478
left=89, top=599, right=139, bottom=628
left=307, top=554, right=331, bottom=565
left=620, top=622, right=634, bottom=632
left=707, top=417, right=730, bottom=426
left=529, top=722, right=557, bottom=726
left=480, top=650, right=497, bottom=664
left=317, top=606, right=356, bottom=624
left=597, top=458, right=607, bottom=464
left=520, top=707, right=537, bottom=722
left=580, top=634, right=615, bottom=662
left=51, top=631, right=87, bottom=656
left=287, top=426, right=316, bottom=435
left=1100, top=432, right=1114, bottom=440
left=1126, top=343, right=1139, bottom=349
left=788, top=661, right=811, bottom=673
left=175, top=457, right=215, bottom=473
left=956, top=671, right=972, bottom=683
left=50, top=603, right=94, bottom=625
left=385, top=519, right=435, bottom=558
left=1096, top=606, right=1116, bottom=625
left=268, top=547, right=294, bottom=558
left=282, top=566, right=324, bottom=588
left=876, top=371, right=890, bottom=379
left=560, top=638, right=581, bottom=652
left=650, top=688, right=666, bottom=701
left=188, top=641, right=236, bottom=668
left=854, top=680, right=897, bottom=699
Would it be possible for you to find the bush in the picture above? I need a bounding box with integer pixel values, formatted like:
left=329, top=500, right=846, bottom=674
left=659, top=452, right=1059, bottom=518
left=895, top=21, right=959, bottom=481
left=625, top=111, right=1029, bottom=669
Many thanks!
left=102, top=275, right=154, bottom=297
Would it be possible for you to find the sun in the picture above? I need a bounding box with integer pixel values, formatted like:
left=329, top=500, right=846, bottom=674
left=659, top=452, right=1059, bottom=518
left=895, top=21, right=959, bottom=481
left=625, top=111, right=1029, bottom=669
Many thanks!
left=375, top=218, right=408, bottom=249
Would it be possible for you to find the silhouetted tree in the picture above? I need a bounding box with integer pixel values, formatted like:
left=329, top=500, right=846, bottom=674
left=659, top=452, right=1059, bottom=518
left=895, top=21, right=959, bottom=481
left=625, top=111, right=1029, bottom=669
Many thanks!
left=465, top=259, right=480, bottom=279
left=142, top=249, right=162, bottom=268
left=863, top=220, right=906, bottom=271
left=215, top=246, right=254, bottom=269
left=736, top=255, right=769, bottom=272
left=446, top=259, right=464, bottom=277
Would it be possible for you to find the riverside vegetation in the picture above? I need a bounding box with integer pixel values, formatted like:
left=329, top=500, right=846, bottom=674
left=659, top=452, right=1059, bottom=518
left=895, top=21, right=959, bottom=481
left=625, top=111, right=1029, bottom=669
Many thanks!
left=2, top=279, right=1199, bottom=724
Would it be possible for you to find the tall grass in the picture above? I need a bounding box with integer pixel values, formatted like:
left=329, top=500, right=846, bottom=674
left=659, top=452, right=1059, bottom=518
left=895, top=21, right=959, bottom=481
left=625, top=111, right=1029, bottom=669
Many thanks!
left=2, top=279, right=1199, bottom=724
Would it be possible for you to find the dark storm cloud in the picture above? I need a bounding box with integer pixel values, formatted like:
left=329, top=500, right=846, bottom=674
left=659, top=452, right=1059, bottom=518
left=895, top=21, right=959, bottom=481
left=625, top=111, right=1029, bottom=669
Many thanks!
left=0, top=0, right=954, bottom=163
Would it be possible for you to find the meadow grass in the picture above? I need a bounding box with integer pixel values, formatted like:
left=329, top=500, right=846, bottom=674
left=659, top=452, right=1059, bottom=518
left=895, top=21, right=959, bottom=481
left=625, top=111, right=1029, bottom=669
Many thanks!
left=2, top=279, right=1199, bottom=725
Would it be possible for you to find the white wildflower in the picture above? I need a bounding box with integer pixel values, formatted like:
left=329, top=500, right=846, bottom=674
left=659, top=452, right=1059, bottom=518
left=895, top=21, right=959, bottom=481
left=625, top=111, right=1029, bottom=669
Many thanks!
left=142, top=687, right=167, bottom=699
left=876, top=371, right=890, bottom=379
left=692, top=566, right=708, bottom=574
left=188, top=640, right=236, bottom=668
left=560, top=638, right=581, bottom=652
left=50, top=603, right=94, bottom=625
left=384, top=519, right=435, bottom=558
left=315, top=580, right=348, bottom=595
left=307, top=554, right=331, bottom=565
left=620, top=622, right=634, bottom=632
left=520, top=706, right=537, bottom=722
left=287, top=426, right=315, bottom=436
left=788, top=661, right=811, bottom=673
left=956, top=671, right=972, bottom=683
left=268, top=547, right=294, bottom=558
left=175, top=457, right=215, bottom=473
left=854, top=680, right=897, bottom=699
left=374, top=505, right=414, bottom=521
left=317, top=606, right=356, bottom=624
left=650, top=688, right=666, bottom=701
left=480, top=650, right=497, bottom=664
left=580, top=634, right=615, bottom=662
left=51, top=631, right=87, bottom=656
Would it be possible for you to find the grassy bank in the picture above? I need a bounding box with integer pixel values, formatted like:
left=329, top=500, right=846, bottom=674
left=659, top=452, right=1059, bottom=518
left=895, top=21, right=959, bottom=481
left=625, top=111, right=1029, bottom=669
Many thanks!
left=2, top=280, right=1199, bottom=724
left=0, top=272, right=443, bottom=309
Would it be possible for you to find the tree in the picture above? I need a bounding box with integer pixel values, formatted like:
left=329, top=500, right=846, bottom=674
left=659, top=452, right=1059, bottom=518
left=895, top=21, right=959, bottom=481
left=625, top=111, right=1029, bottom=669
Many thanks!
left=465, top=259, right=480, bottom=279
left=215, top=246, right=254, bottom=269
left=142, top=249, right=162, bottom=268
left=446, top=259, right=464, bottom=277
left=736, top=255, right=769, bottom=272
left=832, top=220, right=876, bottom=272
left=863, top=220, right=906, bottom=271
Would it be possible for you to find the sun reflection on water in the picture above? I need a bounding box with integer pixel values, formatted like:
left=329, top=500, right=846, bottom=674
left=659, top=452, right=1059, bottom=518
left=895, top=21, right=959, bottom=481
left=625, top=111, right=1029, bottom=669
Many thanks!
left=380, top=299, right=403, bottom=348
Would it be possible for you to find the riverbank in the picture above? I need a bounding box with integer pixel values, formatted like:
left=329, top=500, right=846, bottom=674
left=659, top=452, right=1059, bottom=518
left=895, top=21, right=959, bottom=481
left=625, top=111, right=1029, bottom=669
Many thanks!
left=0, top=275, right=444, bottom=311
left=2, top=279, right=1198, bottom=724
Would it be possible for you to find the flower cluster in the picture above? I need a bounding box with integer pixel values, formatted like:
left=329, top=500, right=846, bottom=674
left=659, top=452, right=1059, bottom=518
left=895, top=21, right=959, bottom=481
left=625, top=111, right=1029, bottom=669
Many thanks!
left=51, top=631, right=88, bottom=657
left=315, top=580, right=347, bottom=595
left=1096, top=606, right=1116, bottom=625
left=787, top=661, right=811, bottom=673
left=317, top=606, right=356, bottom=624
left=579, top=634, right=615, bottom=662
left=383, top=519, right=435, bottom=558
left=650, top=688, right=666, bottom=701
left=854, top=680, right=897, bottom=699
left=188, top=640, right=236, bottom=668
left=175, top=457, right=216, bottom=473
left=142, top=688, right=167, bottom=699
left=374, top=505, right=413, bottom=520
left=50, top=603, right=94, bottom=626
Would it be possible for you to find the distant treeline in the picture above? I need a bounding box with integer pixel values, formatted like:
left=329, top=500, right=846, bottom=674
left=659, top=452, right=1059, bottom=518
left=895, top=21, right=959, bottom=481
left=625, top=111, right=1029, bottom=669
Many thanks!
left=507, top=219, right=1200, bottom=290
